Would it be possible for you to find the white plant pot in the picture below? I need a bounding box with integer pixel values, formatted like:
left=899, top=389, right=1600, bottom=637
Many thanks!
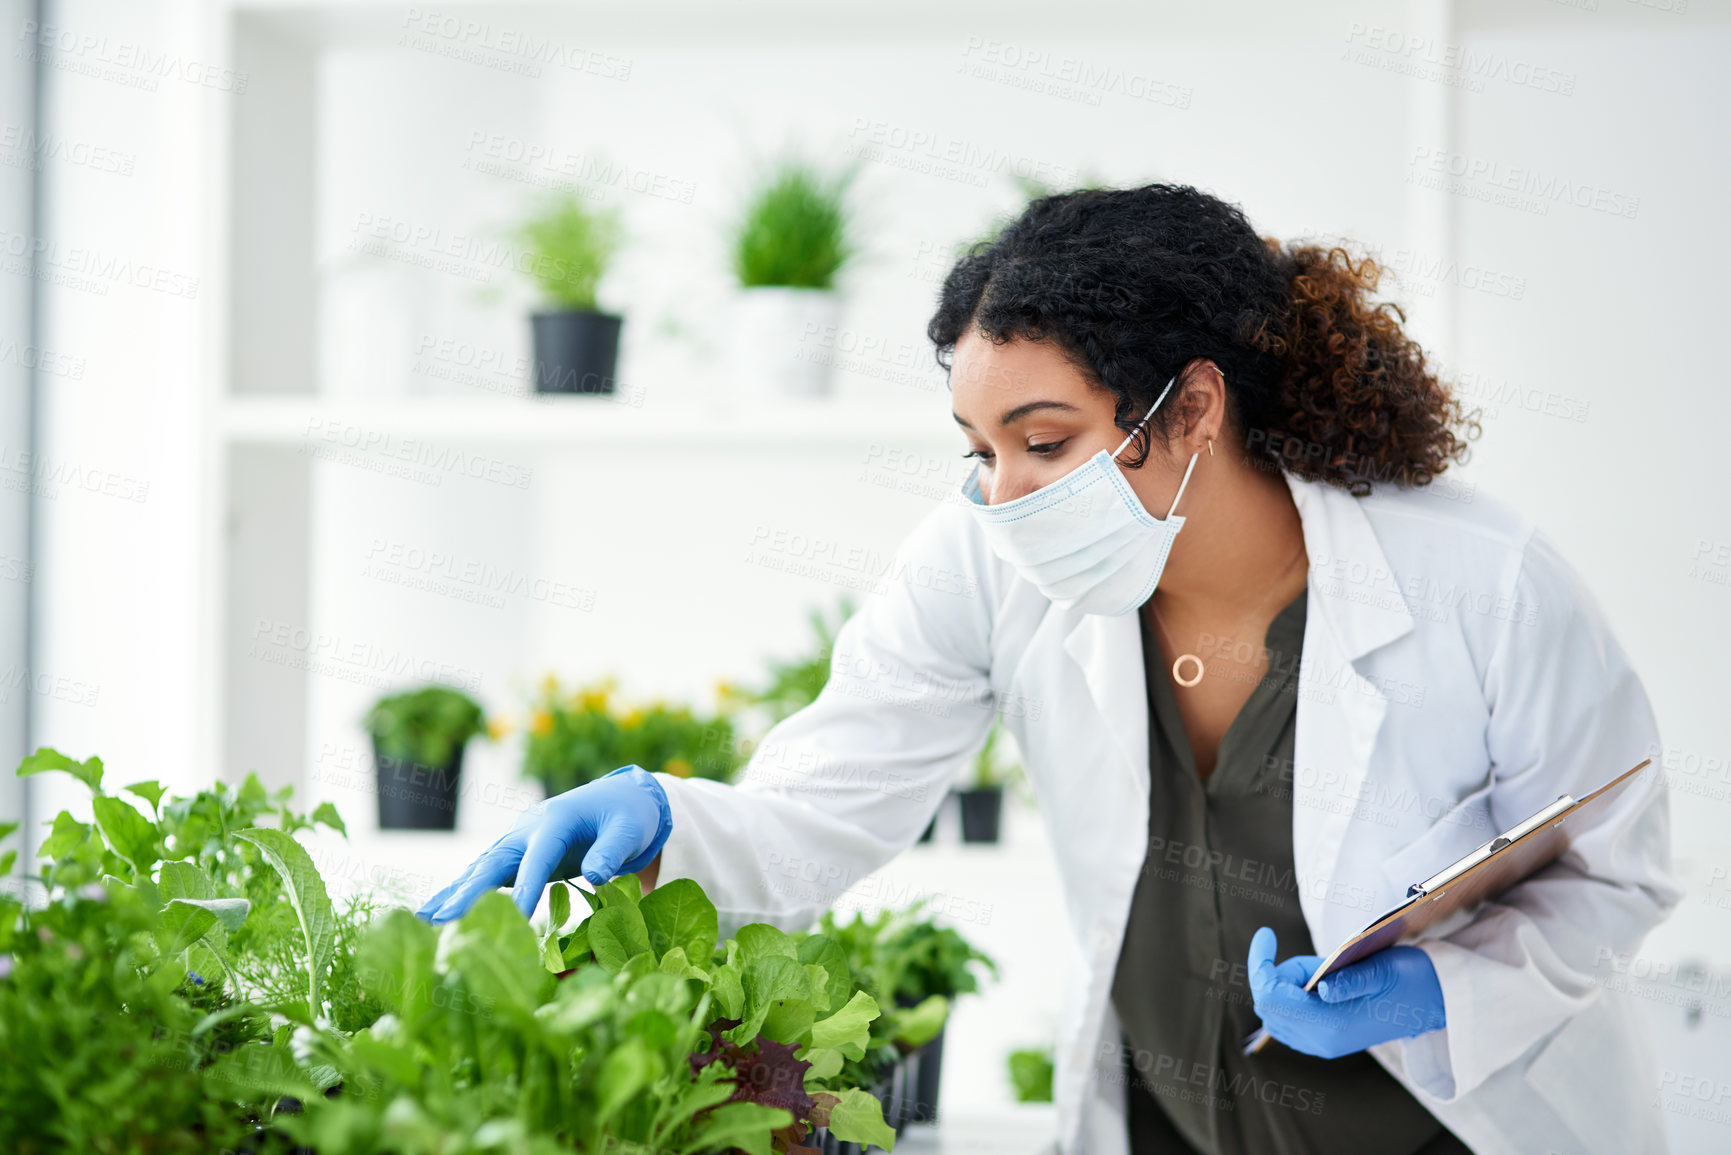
left=728, top=286, right=842, bottom=397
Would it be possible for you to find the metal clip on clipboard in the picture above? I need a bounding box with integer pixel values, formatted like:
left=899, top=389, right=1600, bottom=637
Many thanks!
left=1405, top=794, right=1577, bottom=899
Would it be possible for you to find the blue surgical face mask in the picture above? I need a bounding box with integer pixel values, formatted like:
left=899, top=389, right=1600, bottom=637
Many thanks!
left=960, top=374, right=1199, bottom=616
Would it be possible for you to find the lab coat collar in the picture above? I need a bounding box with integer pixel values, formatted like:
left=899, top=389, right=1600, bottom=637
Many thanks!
left=1281, top=469, right=1416, bottom=661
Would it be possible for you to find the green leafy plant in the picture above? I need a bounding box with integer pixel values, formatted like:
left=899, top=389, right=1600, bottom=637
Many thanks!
left=0, top=877, right=279, bottom=1153
left=9, top=748, right=904, bottom=1154
left=1008, top=1045, right=1055, bottom=1103
left=260, top=893, right=838, bottom=1155
left=880, top=909, right=999, bottom=1004
left=523, top=674, right=743, bottom=794
left=731, top=156, right=861, bottom=289
left=363, top=683, right=490, bottom=771
left=816, top=903, right=996, bottom=1009
left=541, top=876, right=898, bottom=1152
left=515, top=191, right=624, bottom=310
left=806, top=902, right=996, bottom=1093
left=2, top=749, right=365, bottom=1152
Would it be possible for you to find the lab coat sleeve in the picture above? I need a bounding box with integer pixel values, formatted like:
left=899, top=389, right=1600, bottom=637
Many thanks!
left=647, top=502, right=1000, bottom=938
left=1399, top=527, right=1683, bottom=1101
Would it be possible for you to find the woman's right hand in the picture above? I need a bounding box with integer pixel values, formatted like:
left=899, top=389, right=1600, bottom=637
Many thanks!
left=415, top=764, right=672, bottom=924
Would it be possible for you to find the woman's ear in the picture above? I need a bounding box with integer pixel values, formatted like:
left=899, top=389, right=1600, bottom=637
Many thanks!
left=1176, top=359, right=1228, bottom=449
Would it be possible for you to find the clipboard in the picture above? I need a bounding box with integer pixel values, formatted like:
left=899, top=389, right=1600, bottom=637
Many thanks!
left=1242, top=757, right=1654, bottom=1055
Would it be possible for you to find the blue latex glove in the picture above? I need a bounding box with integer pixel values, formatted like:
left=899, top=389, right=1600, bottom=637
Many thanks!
left=415, top=765, right=671, bottom=924
left=1247, top=926, right=1447, bottom=1059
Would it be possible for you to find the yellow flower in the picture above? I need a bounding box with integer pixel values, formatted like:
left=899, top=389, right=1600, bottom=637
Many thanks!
left=486, top=717, right=510, bottom=741
left=664, top=758, right=693, bottom=779
left=714, top=680, right=748, bottom=713
left=578, top=689, right=611, bottom=713
left=529, top=709, right=553, bottom=738
left=622, top=707, right=645, bottom=729
left=539, top=673, right=560, bottom=698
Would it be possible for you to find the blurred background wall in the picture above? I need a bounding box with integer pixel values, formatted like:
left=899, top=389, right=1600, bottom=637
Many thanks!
left=3, top=0, right=1729, bottom=1135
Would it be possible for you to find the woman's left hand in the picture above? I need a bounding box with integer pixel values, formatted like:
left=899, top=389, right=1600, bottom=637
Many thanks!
left=1247, top=926, right=1447, bottom=1058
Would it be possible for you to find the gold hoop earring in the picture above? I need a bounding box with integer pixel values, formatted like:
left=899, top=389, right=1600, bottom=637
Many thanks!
left=1208, top=438, right=1214, bottom=457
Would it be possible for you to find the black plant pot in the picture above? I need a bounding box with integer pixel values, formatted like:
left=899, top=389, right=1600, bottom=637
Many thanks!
left=531, top=309, right=622, bottom=394
left=373, top=741, right=465, bottom=830
left=957, top=786, right=1003, bottom=843
left=897, top=1053, right=924, bottom=1130
left=895, top=1001, right=945, bottom=1125
left=917, top=1026, right=946, bottom=1123
left=882, top=1064, right=908, bottom=1135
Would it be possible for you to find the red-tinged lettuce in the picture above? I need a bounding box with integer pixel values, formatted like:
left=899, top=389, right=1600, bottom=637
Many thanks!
left=557, top=876, right=897, bottom=1152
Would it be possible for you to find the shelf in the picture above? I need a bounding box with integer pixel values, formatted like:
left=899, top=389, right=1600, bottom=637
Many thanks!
left=894, top=1106, right=1057, bottom=1153
left=220, top=394, right=964, bottom=449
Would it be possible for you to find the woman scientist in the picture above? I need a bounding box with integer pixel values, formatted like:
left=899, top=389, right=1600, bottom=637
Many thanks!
left=418, top=184, right=1678, bottom=1155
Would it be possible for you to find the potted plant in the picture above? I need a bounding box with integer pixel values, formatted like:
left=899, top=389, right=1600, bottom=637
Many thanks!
left=727, top=154, right=861, bottom=397
left=522, top=674, right=743, bottom=795
left=363, top=683, right=490, bottom=830
left=515, top=192, right=624, bottom=394
left=809, top=903, right=995, bottom=1133
left=956, top=723, right=1018, bottom=844
left=880, top=911, right=997, bottom=1126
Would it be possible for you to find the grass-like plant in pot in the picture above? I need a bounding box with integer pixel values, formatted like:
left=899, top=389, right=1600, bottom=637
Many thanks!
left=363, top=683, right=490, bottom=830
left=516, top=191, right=625, bottom=394
left=522, top=674, right=743, bottom=796
left=727, top=154, right=862, bottom=397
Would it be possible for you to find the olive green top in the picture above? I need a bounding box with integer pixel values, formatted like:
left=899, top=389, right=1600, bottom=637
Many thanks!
left=1110, top=585, right=1458, bottom=1155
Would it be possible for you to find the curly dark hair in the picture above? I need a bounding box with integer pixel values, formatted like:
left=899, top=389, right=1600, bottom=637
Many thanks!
left=926, top=183, right=1479, bottom=495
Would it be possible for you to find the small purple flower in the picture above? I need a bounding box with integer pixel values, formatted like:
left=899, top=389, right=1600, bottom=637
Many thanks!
left=188, top=971, right=205, bottom=986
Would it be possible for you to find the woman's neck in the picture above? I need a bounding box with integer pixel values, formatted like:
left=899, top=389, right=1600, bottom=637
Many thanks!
left=1149, top=453, right=1308, bottom=619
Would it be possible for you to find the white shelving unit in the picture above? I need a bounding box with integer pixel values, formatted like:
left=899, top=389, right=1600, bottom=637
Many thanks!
left=204, top=1, right=978, bottom=806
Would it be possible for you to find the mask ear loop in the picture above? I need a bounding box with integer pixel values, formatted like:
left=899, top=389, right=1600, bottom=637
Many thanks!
left=1112, top=374, right=1178, bottom=459
left=1164, top=452, right=1200, bottom=519
left=1110, top=373, right=1197, bottom=518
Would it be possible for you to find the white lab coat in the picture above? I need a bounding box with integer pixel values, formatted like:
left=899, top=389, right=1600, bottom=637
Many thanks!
left=652, top=469, right=1680, bottom=1155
